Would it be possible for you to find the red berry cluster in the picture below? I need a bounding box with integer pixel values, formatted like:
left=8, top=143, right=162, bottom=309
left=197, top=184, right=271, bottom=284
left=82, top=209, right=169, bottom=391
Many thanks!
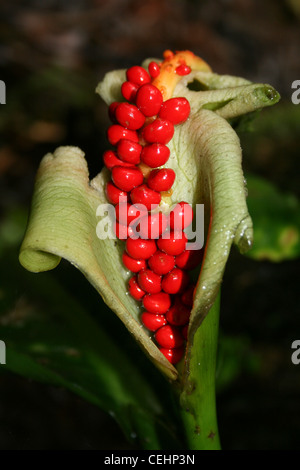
left=103, top=59, right=203, bottom=365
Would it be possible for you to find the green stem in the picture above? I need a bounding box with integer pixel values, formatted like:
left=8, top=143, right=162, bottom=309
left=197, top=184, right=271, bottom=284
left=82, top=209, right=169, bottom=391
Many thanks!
left=180, top=291, right=221, bottom=450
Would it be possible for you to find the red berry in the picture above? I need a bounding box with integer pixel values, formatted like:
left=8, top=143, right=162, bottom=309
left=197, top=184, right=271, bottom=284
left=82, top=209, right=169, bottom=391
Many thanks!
left=181, top=284, right=195, bottom=307
left=159, top=346, right=184, bottom=364
left=135, top=84, right=163, bottom=117
left=117, top=139, right=142, bottom=165
left=143, top=292, right=171, bottom=314
left=175, top=249, right=203, bottom=270
left=166, top=299, right=191, bottom=326
left=108, top=101, right=119, bottom=123
left=103, top=150, right=134, bottom=170
left=163, top=50, right=175, bottom=60
left=147, top=168, right=176, bottom=192
left=148, top=250, right=175, bottom=275
left=115, top=202, right=147, bottom=225
left=130, top=184, right=161, bottom=211
left=115, top=102, right=145, bottom=130
left=141, top=312, right=167, bottom=331
left=107, top=125, right=139, bottom=146
left=159, top=97, right=190, bottom=125
left=140, top=143, right=170, bottom=168
left=113, top=221, right=135, bottom=240
left=148, top=61, right=160, bottom=78
left=122, top=252, right=146, bottom=272
left=155, top=325, right=184, bottom=349
left=111, top=166, right=144, bottom=192
left=128, top=275, right=145, bottom=300
left=106, top=182, right=128, bottom=205
left=175, top=64, right=191, bottom=76
left=121, top=81, right=138, bottom=102
left=126, top=238, right=157, bottom=260
left=142, top=118, right=174, bottom=145
left=157, top=231, right=187, bottom=256
left=170, top=202, right=194, bottom=231
left=126, top=203, right=148, bottom=223
left=138, top=269, right=162, bottom=294
left=126, top=66, right=151, bottom=86
left=138, top=212, right=168, bottom=239
left=116, top=203, right=136, bottom=225
left=162, top=267, right=190, bottom=294
left=181, top=325, right=188, bottom=341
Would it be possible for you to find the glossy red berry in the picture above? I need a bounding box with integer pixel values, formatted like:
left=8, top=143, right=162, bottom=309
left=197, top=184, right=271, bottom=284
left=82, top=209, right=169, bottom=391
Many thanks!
left=107, top=125, right=139, bottom=146
left=159, top=346, right=184, bottom=364
left=147, top=168, right=176, bottom=192
left=162, top=267, right=189, bottom=294
left=142, top=118, right=174, bottom=145
left=157, top=231, right=187, bottom=256
left=125, top=238, right=157, bottom=260
left=122, top=252, right=146, bottom=272
left=126, top=203, right=148, bottom=224
left=141, top=312, right=167, bottom=331
left=115, top=102, right=145, bottom=130
left=108, top=101, right=119, bottom=123
left=163, top=49, right=175, bottom=60
left=103, top=150, right=134, bottom=170
left=175, top=249, right=203, bottom=270
left=128, top=275, right=145, bottom=300
left=111, top=166, right=144, bottom=192
left=181, top=284, right=195, bottom=307
left=159, top=97, right=190, bottom=125
left=113, top=221, right=135, bottom=240
left=181, top=325, right=188, bottom=341
left=166, top=299, right=191, bottom=326
left=148, top=61, right=160, bottom=78
left=143, top=292, right=171, bottom=314
left=135, top=84, right=163, bottom=117
left=170, top=202, right=194, bottom=231
left=117, top=139, right=142, bottom=164
left=121, top=81, right=138, bottom=102
left=130, top=184, right=161, bottom=211
left=137, top=269, right=162, bottom=294
left=106, top=182, right=128, bottom=205
left=115, top=202, right=147, bottom=225
left=140, top=143, right=170, bottom=168
left=126, top=66, right=151, bottom=86
left=138, top=212, right=168, bottom=239
left=175, top=64, right=191, bottom=75
left=148, top=250, right=175, bottom=275
left=155, top=325, right=184, bottom=349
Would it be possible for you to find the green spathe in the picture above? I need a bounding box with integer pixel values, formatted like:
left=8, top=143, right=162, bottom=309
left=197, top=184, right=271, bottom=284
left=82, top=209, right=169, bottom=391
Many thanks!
left=19, top=65, right=280, bottom=383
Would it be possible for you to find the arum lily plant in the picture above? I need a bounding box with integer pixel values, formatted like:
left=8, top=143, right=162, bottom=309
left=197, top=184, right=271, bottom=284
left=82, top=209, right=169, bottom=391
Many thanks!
left=19, top=50, right=280, bottom=450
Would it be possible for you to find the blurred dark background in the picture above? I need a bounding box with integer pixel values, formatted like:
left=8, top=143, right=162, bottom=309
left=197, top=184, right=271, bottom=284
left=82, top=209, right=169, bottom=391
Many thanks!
left=0, top=0, right=300, bottom=450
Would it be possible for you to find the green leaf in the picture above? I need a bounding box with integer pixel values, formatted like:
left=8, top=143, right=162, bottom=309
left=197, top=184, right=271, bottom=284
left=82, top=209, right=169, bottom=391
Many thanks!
left=0, top=251, right=179, bottom=449
left=0, top=206, right=29, bottom=255
left=216, top=333, right=260, bottom=392
left=245, top=174, right=300, bottom=261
